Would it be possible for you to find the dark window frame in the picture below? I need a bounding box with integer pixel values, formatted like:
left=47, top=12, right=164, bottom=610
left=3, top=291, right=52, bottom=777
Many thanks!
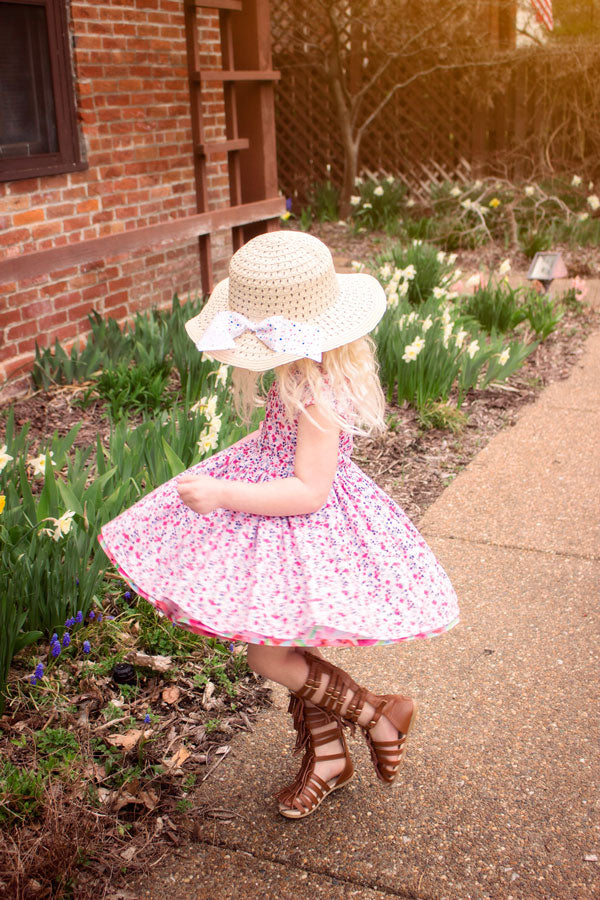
left=0, top=0, right=86, bottom=182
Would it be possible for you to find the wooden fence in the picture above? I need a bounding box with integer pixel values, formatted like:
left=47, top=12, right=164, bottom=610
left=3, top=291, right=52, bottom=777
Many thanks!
left=271, top=2, right=600, bottom=204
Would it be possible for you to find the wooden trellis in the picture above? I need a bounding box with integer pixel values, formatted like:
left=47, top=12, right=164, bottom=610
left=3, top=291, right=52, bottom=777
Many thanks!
left=271, top=0, right=600, bottom=206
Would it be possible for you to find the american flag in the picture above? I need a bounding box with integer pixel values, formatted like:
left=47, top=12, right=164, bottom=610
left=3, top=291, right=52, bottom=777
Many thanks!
left=530, top=0, right=553, bottom=31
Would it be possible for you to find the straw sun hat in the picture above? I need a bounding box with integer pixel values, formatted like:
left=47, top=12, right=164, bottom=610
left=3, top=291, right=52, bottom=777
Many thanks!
left=185, top=230, right=386, bottom=371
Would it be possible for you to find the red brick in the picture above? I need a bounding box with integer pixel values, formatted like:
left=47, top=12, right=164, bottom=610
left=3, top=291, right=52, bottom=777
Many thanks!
left=0, top=308, right=22, bottom=329
left=14, top=208, right=45, bottom=226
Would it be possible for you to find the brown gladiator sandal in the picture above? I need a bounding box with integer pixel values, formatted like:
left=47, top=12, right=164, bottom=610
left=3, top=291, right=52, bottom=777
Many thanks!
left=275, top=694, right=354, bottom=819
left=295, top=655, right=418, bottom=785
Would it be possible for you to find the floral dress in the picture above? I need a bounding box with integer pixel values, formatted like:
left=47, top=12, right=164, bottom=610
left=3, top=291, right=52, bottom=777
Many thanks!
left=99, top=383, right=459, bottom=646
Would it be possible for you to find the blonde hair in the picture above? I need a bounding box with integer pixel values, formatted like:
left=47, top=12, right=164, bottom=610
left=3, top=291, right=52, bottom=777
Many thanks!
left=231, top=336, right=386, bottom=436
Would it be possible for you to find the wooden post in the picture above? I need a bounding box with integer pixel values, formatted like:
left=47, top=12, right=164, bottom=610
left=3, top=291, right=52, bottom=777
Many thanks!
left=230, top=0, right=280, bottom=243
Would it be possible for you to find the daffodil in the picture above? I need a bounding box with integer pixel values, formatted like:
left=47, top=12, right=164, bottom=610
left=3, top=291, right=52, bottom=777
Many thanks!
left=407, top=311, right=417, bottom=324
left=350, top=195, right=361, bottom=206
left=498, top=348, right=510, bottom=366
left=442, top=322, right=453, bottom=348
left=586, top=194, right=599, bottom=211
left=412, top=335, right=425, bottom=352
left=447, top=253, right=458, bottom=266
left=0, top=445, right=13, bottom=475
left=498, top=259, right=511, bottom=276
left=436, top=251, right=446, bottom=263
left=450, top=186, right=461, bottom=197
left=351, top=260, right=364, bottom=272
left=0, top=495, right=5, bottom=514
left=441, top=308, right=452, bottom=327
left=461, top=199, right=473, bottom=211
left=571, top=175, right=582, bottom=187
left=422, top=316, right=433, bottom=332
left=473, top=179, right=483, bottom=189
left=406, top=198, right=415, bottom=208
left=215, top=365, right=229, bottom=387
left=578, top=212, right=590, bottom=222
left=387, top=292, right=399, bottom=309
left=489, top=197, right=501, bottom=208
left=55, top=511, right=76, bottom=538
left=379, top=263, right=392, bottom=279
left=386, top=175, right=394, bottom=185
left=402, top=342, right=421, bottom=363
left=455, top=329, right=468, bottom=349
left=433, top=286, right=448, bottom=301
left=401, top=265, right=416, bottom=281
left=467, top=340, right=480, bottom=359
left=524, top=185, right=535, bottom=196
left=280, top=211, right=291, bottom=221
left=28, top=452, right=55, bottom=478
left=398, top=281, right=409, bottom=298
left=373, top=185, right=384, bottom=197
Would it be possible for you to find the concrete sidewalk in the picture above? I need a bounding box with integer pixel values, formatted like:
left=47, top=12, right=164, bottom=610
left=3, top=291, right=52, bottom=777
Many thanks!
left=131, top=329, right=600, bottom=900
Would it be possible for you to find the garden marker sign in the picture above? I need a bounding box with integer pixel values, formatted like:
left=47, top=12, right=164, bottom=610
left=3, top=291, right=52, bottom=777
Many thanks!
left=527, top=252, right=567, bottom=293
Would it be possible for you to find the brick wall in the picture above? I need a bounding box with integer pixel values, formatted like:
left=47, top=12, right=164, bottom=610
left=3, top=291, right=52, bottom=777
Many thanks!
left=0, top=0, right=233, bottom=396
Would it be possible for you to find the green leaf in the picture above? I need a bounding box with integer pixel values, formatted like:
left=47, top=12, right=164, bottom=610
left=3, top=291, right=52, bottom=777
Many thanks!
left=162, top=439, right=186, bottom=478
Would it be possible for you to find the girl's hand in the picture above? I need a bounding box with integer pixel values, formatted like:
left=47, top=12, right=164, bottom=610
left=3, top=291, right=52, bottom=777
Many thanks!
left=176, top=474, right=222, bottom=515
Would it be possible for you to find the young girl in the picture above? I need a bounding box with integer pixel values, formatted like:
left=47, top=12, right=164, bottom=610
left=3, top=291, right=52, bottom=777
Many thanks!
left=99, top=230, right=459, bottom=819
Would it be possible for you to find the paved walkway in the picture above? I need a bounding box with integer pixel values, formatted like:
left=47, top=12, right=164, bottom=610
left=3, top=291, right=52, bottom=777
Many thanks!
left=131, top=311, right=600, bottom=899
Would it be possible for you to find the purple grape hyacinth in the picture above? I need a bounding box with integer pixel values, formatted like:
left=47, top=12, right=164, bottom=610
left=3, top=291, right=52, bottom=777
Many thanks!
left=83, top=640, right=91, bottom=654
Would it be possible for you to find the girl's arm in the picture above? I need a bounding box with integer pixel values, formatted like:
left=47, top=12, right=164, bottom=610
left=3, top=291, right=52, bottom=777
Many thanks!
left=177, top=406, right=339, bottom=517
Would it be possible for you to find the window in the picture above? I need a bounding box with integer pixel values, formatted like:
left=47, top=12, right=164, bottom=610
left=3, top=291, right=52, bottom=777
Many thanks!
left=0, top=0, right=85, bottom=181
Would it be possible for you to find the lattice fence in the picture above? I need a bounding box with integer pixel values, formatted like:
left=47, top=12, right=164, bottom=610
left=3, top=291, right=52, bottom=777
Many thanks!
left=271, top=1, right=600, bottom=205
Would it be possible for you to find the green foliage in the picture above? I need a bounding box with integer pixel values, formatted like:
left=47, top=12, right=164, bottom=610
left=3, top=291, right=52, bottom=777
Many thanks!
left=460, top=282, right=529, bottom=334
left=306, top=179, right=340, bottom=222
left=81, top=360, right=172, bottom=418
left=373, top=241, right=458, bottom=308
left=522, top=293, right=564, bottom=339
left=0, top=760, right=44, bottom=825
left=418, top=401, right=467, bottom=434
left=351, top=175, right=405, bottom=231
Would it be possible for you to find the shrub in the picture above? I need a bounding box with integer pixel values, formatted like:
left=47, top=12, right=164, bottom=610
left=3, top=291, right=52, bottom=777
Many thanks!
left=351, top=174, right=406, bottom=232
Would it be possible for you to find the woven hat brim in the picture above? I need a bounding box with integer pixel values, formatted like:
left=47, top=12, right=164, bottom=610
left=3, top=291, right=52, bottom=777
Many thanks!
left=185, top=273, right=386, bottom=371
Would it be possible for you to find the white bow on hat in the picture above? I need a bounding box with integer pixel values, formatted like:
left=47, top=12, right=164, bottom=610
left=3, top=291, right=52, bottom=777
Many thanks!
left=195, top=310, right=323, bottom=362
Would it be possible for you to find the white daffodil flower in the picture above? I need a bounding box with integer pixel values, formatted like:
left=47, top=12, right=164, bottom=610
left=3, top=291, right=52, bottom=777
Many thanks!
left=215, top=365, right=229, bottom=387
left=387, top=293, right=399, bottom=309
left=406, top=198, right=415, bottom=208
left=586, top=194, right=600, bottom=211
left=373, top=185, right=384, bottom=197
left=411, top=239, right=422, bottom=246
left=588, top=181, right=594, bottom=191
left=397, top=315, right=406, bottom=330
left=386, top=175, right=395, bottom=184
left=29, top=452, right=56, bottom=478
left=351, top=260, right=364, bottom=272
left=436, top=251, right=446, bottom=263
left=461, top=198, right=473, bottom=210
left=433, top=286, right=448, bottom=300
left=402, top=342, right=423, bottom=363
left=467, top=339, right=480, bottom=359
left=0, top=445, right=13, bottom=475
left=578, top=212, right=590, bottom=222
left=466, top=273, right=481, bottom=288
left=498, top=259, right=511, bottom=276
left=442, top=322, right=453, bottom=348
left=363, top=202, right=372, bottom=210
left=354, top=177, right=362, bottom=187
left=448, top=253, right=458, bottom=266
left=55, top=510, right=76, bottom=538
left=350, top=195, right=361, bottom=206
left=571, top=175, right=582, bottom=187
left=401, top=265, right=416, bottom=281
left=498, top=348, right=510, bottom=366
left=473, top=179, right=483, bottom=189
left=379, top=263, right=392, bottom=279
left=525, top=185, right=535, bottom=196
left=422, top=316, right=433, bottom=332
left=412, top=335, right=425, bottom=351
left=198, top=431, right=219, bottom=453
left=407, top=310, right=418, bottom=324
left=450, top=187, right=461, bottom=197
left=398, top=281, right=409, bottom=297
left=441, top=307, right=452, bottom=327
left=455, top=329, right=468, bottom=349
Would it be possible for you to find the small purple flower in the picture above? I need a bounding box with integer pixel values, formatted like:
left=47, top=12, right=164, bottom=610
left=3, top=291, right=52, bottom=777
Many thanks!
left=144, top=713, right=151, bottom=724
left=88, top=611, right=95, bottom=620
left=75, top=578, right=79, bottom=586
left=51, top=633, right=58, bottom=644
left=124, top=591, right=131, bottom=600
left=286, top=197, right=292, bottom=212
left=97, top=614, right=103, bottom=623
left=83, top=640, right=91, bottom=654
left=30, top=675, right=38, bottom=685
left=51, top=642, right=61, bottom=658
left=62, top=633, right=71, bottom=648
left=65, top=617, right=75, bottom=628
left=34, top=663, right=44, bottom=679
left=75, top=611, right=83, bottom=624
left=229, top=643, right=234, bottom=653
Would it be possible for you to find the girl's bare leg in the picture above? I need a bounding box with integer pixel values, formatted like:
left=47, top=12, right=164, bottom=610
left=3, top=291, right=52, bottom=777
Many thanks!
left=246, top=644, right=399, bottom=783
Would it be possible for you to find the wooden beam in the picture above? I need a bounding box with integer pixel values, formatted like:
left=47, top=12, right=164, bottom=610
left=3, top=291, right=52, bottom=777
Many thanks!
left=194, top=69, right=281, bottom=82
left=196, top=138, right=249, bottom=155
left=186, top=0, right=242, bottom=9
left=0, top=198, right=285, bottom=285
